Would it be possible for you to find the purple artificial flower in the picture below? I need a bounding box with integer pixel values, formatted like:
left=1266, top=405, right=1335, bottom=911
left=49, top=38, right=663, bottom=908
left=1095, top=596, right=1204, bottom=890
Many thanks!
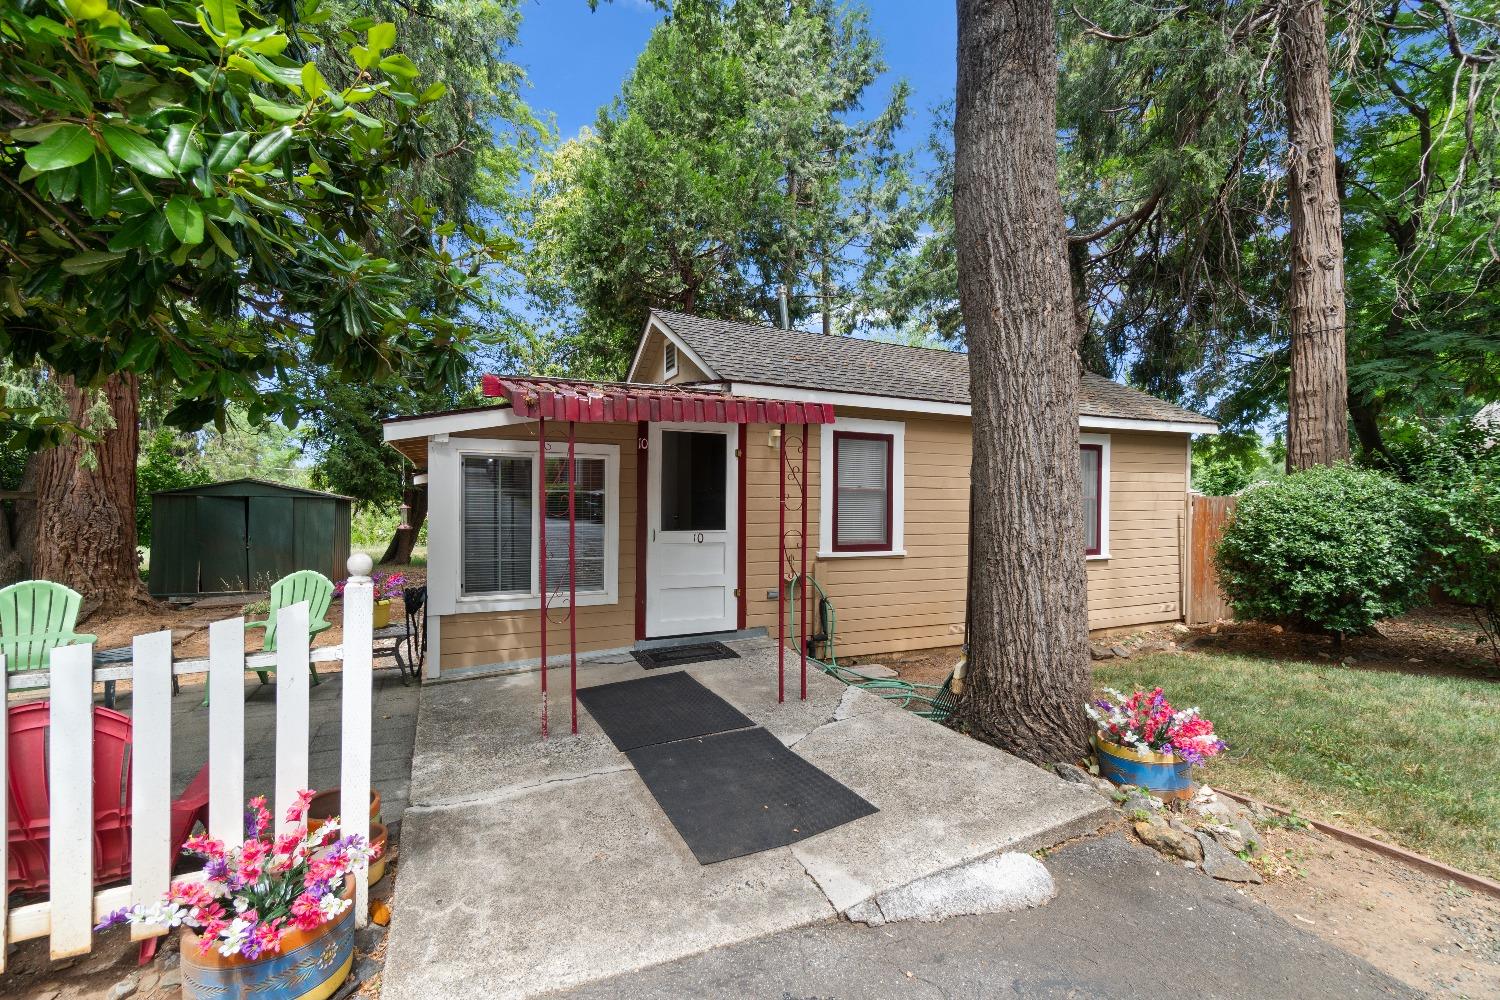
left=205, top=856, right=231, bottom=882
left=94, top=907, right=132, bottom=932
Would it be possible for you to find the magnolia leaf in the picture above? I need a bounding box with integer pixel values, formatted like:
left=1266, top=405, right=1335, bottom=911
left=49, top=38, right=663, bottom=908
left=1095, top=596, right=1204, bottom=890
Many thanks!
left=164, top=122, right=204, bottom=170
left=202, top=0, right=243, bottom=40
left=206, top=130, right=250, bottom=173
left=377, top=54, right=418, bottom=80
left=247, top=125, right=293, bottom=164
left=301, top=62, right=328, bottom=100
left=249, top=93, right=304, bottom=122
left=60, top=249, right=127, bottom=274
left=63, top=0, right=108, bottom=21
left=102, top=125, right=176, bottom=178
left=366, top=21, right=396, bottom=54
left=24, top=123, right=95, bottom=171
left=419, top=81, right=446, bottom=103
left=78, top=154, right=112, bottom=216
left=165, top=194, right=205, bottom=245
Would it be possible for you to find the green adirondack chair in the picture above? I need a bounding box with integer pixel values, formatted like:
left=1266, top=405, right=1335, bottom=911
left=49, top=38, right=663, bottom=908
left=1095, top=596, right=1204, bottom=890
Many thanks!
left=0, top=579, right=98, bottom=684
left=244, top=570, right=335, bottom=686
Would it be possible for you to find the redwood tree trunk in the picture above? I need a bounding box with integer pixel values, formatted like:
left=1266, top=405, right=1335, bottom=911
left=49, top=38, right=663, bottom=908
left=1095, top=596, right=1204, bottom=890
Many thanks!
left=1283, top=0, right=1351, bottom=471
left=33, top=373, right=150, bottom=610
left=379, top=484, right=428, bottom=565
left=952, top=0, right=1092, bottom=765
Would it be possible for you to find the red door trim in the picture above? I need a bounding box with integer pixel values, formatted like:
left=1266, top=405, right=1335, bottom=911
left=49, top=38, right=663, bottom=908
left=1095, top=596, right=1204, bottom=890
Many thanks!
left=634, top=420, right=648, bottom=640
left=737, top=422, right=747, bottom=631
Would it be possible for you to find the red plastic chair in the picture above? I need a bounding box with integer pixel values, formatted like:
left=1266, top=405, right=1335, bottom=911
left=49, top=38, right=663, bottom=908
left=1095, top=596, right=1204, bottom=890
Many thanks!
left=6, top=701, right=210, bottom=897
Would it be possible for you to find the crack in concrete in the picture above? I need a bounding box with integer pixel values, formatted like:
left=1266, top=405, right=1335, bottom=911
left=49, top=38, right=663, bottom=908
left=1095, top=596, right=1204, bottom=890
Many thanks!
left=406, top=764, right=631, bottom=813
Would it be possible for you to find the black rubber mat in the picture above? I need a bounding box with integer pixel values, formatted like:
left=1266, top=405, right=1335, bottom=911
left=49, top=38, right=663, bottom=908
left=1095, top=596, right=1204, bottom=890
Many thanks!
left=576, top=671, right=754, bottom=752
left=627, top=726, right=879, bottom=864
left=631, top=641, right=741, bottom=670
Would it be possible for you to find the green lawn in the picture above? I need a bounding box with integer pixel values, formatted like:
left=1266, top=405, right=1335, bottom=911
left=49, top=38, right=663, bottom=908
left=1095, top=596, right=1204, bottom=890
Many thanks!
left=1094, top=651, right=1500, bottom=878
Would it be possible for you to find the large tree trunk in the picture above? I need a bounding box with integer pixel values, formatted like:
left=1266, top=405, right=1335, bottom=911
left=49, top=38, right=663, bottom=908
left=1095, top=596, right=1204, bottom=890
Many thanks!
left=1283, top=0, right=1351, bottom=471
left=952, top=0, right=1092, bottom=765
left=33, top=373, right=150, bottom=611
left=379, top=484, right=428, bottom=565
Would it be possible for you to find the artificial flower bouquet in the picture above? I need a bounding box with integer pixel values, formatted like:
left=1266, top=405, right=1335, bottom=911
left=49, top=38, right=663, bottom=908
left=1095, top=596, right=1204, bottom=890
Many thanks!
left=1085, top=687, right=1227, bottom=765
left=334, top=571, right=407, bottom=602
left=96, top=790, right=379, bottom=961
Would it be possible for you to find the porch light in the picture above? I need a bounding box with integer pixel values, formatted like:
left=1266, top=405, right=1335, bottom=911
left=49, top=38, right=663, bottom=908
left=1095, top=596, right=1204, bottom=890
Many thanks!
left=768, top=428, right=782, bottom=449
left=398, top=501, right=412, bottom=531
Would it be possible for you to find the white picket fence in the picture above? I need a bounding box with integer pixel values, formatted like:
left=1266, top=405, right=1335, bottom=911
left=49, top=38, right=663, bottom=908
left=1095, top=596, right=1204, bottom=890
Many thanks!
left=0, top=559, right=376, bottom=965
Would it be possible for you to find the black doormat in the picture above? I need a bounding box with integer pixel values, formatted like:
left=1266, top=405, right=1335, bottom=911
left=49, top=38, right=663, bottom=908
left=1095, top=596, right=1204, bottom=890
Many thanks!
left=631, top=641, right=741, bottom=670
left=627, top=727, right=878, bottom=865
left=576, top=671, right=754, bottom=752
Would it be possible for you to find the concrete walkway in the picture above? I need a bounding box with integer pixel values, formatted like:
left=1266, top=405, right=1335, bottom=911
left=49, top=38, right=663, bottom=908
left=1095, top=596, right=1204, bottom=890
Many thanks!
left=380, top=639, right=1110, bottom=1000
left=548, top=834, right=1420, bottom=1000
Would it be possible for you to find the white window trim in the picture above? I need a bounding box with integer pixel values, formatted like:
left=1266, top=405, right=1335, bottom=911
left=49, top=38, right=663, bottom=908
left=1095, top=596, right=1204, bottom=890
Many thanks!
left=819, top=416, right=905, bottom=558
left=663, top=341, right=678, bottom=379
left=1081, top=432, right=1111, bottom=560
left=431, top=436, right=620, bottom=615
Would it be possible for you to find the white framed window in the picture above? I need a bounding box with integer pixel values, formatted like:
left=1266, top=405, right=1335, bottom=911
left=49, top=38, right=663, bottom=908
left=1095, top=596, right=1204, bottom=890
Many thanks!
left=819, top=416, right=905, bottom=558
left=663, top=341, right=678, bottom=379
left=1080, top=432, right=1111, bottom=559
left=448, top=439, right=620, bottom=612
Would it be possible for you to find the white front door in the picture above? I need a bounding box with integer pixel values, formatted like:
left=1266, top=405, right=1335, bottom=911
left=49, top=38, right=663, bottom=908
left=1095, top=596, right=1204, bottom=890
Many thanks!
left=646, top=422, right=738, bottom=637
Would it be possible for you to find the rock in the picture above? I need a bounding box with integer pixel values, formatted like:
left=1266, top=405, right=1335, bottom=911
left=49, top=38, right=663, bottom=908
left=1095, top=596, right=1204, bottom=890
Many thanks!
left=1195, top=832, right=1263, bottom=883
left=854, top=664, right=899, bottom=678
left=1270, top=624, right=1283, bottom=634
left=31, top=991, right=60, bottom=1000
left=845, top=898, right=884, bottom=926
left=1109, top=644, right=1133, bottom=659
left=356, top=925, right=386, bottom=953
left=1172, top=623, right=1191, bottom=635
left=159, top=968, right=182, bottom=989
left=1052, top=762, right=1093, bottom=785
left=136, top=972, right=160, bottom=995
left=1133, top=818, right=1203, bottom=862
left=1089, top=776, right=1118, bottom=797
left=371, top=899, right=392, bottom=926
left=1123, top=791, right=1164, bottom=816
left=106, top=976, right=139, bottom=1000
left=1089, top=644, right=1114, bottom=661
left=1206, top=824, right=1246, bottom=854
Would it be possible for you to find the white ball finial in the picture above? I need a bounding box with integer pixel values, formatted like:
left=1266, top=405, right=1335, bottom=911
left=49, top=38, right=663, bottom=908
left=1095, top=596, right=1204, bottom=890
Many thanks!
left=347, top=553, right=374, bottom=578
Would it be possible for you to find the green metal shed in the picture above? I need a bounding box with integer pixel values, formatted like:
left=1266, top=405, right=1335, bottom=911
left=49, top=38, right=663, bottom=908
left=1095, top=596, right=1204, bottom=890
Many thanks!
left=148, top=478, right=353, bottom=598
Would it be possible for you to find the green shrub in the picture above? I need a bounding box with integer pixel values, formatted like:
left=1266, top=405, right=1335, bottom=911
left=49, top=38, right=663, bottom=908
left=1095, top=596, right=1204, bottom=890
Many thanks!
left=1214, top=464, right=1426, bottom=637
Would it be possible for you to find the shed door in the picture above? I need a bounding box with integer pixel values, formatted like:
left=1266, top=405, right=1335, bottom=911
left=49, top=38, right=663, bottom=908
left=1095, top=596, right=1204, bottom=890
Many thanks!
left=249, top=496, right=296, bottom=587
left=646, top=424, right=738, bottom=637
left=196, top=497, right=249, bottom=593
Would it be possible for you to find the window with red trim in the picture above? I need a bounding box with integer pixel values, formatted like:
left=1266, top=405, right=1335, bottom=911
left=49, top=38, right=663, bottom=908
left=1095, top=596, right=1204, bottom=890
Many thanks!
left=833, top=431, right=893, bottom=552
left=1080, top=443, right=1103, bottom=555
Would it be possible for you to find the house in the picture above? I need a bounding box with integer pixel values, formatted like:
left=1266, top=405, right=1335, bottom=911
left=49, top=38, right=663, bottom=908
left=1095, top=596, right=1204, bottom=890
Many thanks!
left=383, top=310, right=1218, bottom=680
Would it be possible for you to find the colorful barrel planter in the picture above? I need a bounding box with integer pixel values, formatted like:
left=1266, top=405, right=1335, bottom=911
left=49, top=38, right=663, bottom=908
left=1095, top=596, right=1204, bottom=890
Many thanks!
left=1094, top=734, right=1194, bottom=800
left=306, top=787, right=381, bottom=834
left=368, top=822, right=389, bottom=887
left=179, top=885, right=355, bottom=1000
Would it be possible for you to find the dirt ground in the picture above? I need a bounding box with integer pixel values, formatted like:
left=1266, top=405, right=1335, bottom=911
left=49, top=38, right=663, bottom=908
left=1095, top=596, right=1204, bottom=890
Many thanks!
left=1245, top=823, right=1500, bottom=998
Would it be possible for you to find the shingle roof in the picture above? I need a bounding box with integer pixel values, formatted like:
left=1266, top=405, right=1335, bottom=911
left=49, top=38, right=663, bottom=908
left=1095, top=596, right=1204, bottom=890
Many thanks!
left=650, top=310, right=1217, bottom=428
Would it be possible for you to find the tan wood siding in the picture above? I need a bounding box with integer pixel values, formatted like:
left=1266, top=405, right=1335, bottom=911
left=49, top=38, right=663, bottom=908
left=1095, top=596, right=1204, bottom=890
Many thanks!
left=632, top=325, right=712, bottom=384
left=434, top=408, right=1189, bottom=669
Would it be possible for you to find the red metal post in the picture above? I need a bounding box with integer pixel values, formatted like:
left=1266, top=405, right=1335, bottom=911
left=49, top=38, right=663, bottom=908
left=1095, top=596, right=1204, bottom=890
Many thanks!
left=538, top=416, right=548, bottom=739
left=777, top=422, right=786, bottom=703
left=568, top=420, right=578, bottom=735
left=800, top=424, right=808, bottom=701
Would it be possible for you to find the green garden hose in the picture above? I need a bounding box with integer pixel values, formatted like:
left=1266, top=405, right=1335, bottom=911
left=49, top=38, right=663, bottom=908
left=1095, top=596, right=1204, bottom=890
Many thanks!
left=787, top=574, right=962, bottom=721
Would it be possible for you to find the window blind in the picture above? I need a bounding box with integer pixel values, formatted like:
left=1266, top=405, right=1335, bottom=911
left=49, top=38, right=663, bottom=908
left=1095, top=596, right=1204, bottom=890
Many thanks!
left=462, top=455, right=532, bottom=595
left=835, top=435, right=891, bottom=548
left=1081, top=446, right=1101, bottom=553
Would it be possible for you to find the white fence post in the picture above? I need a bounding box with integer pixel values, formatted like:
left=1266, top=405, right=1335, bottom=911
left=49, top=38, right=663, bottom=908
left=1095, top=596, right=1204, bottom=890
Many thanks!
left=129, top=630, right=174, bottom=941
left=274, top=602, right=311, bottom=835
left=340, top=555, right=374, bottom=928
left=208, top=618, right=246, bottom=849
left=48, top=643, right=95, bottom=959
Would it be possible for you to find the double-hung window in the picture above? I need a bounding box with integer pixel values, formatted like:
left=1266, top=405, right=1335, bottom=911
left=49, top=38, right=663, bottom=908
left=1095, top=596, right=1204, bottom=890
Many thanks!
left=459, top=446, right=617, bottom=604
left=1079, top=434, right=1110, bottom=558
left=819, top=417, right=906, bottom=557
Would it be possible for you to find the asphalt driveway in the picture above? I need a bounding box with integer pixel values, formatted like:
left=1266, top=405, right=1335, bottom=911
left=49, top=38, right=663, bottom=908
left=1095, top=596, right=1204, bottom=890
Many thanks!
left=548, top=834, right=1420, bottom=1000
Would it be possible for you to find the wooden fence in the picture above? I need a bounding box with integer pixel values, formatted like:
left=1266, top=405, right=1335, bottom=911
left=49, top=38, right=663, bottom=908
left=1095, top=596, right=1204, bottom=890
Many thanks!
left=1185, top=493, right=1237, bottom=626
left=0, top=558, right=375, bottom=964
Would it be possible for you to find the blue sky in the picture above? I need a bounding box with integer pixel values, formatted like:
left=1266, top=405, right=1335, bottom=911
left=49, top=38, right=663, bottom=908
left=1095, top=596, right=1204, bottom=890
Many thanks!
left=513, top=1, right=957, bottom=164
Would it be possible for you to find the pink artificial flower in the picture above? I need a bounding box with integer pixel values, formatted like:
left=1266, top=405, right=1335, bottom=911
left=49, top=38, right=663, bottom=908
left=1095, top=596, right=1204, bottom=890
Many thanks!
left=183, top=832, right=226, bottom=860
left=289, top=893, right=326, bottom=931
left=285, top=789, right=317, bottom=826
left=169, top=880, right=217, bottom=909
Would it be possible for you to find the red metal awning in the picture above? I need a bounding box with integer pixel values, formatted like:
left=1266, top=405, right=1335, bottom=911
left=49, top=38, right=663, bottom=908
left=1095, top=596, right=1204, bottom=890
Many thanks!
left=481, top=374, right=835, bottom=425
